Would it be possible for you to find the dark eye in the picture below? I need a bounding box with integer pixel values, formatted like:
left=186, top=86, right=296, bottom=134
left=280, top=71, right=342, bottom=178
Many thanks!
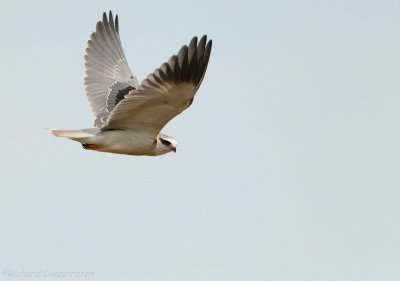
left=160, top=138, right=171, bottom=146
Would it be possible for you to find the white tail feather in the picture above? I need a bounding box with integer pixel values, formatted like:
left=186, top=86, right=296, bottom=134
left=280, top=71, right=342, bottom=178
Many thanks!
left=50, top=129, right=95, bottom=139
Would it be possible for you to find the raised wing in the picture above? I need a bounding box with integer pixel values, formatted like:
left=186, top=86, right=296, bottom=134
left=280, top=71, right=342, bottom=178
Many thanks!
left=102, top=35, right=212, bottom=137
left=84, top=11, right=138, bottom=127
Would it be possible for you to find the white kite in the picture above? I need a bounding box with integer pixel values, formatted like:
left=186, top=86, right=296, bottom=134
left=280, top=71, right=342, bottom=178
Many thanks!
left=51, top=11, right=212, bottom=156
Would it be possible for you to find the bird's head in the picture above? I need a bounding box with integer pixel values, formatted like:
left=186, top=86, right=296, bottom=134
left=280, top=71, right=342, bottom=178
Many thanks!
left=156, top=134, right=177, bottom=155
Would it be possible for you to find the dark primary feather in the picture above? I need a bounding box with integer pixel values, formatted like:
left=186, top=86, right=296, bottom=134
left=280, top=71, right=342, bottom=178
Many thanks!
left=142, top=35, right=212, bottom=91
left=103, top=35, right=212, bottom=135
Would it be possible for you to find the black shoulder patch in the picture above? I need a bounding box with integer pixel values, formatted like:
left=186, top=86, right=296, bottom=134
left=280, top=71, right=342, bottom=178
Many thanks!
left=115, top=86, right=135, bottom=106
left=106, top=82, right=135, bottom=113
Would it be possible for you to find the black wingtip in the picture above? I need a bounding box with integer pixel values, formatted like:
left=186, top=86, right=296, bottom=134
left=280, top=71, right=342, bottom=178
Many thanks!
left=199, top=35, right=207, bottom=46
left=99, top=11, right=119, bottom=33
left=108, top=11, right=113, bottom=24
left=200, top=35, right=212, bottom=47
left=115, top=14, right=119, bottom=33
left=142, top=34, right=212, bottom=92
left=189, top=36, right=198, bottom=48
left=205, top=40, right=212, bottom=58
left=102, top=12, right=108, bottom=24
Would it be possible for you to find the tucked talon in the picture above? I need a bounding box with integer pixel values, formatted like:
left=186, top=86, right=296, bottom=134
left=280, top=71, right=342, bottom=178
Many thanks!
left=82, top=143, right=97, bottom=150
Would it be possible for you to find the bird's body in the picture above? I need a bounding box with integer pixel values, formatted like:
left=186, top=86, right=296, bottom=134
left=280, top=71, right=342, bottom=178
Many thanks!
left=50, top=11, right=212, bottom=156
left=52, top=128, right=156, bottom=155
left=92, top=130, right=157, bottom=156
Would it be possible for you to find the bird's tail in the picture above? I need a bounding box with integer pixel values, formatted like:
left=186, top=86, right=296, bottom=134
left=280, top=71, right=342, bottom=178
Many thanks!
left=48, top=128, right=98, bottom=141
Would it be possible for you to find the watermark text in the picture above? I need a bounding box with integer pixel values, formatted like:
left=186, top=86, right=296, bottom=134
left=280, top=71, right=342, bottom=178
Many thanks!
left=2, top=269, right=95, bottom=279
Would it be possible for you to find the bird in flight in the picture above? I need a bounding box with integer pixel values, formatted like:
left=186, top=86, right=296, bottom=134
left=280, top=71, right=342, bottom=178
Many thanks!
left=50, top=11, right=212, bottom=156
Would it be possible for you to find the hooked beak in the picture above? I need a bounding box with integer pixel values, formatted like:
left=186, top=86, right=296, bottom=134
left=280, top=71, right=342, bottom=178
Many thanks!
left=171, top=147, right=176, bottom=153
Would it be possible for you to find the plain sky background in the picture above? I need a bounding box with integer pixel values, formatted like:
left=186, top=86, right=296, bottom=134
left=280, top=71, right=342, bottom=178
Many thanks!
left=1, top=0, right=400, bottom=280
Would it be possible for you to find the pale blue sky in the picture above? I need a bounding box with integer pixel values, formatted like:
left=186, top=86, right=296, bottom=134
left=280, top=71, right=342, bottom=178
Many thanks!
left=1, top=0, right=400, bottom=280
